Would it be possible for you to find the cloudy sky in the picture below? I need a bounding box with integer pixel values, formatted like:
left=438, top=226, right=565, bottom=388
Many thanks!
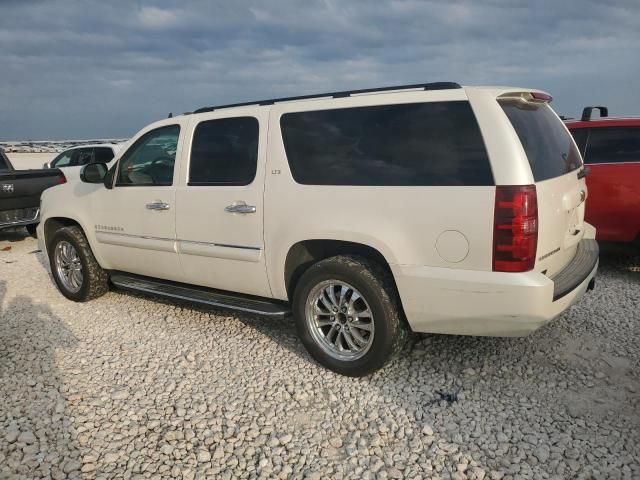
left=1, top=0, right=639, bottom=140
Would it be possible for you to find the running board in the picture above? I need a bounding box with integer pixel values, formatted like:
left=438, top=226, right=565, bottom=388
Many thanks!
left=109, top=273, right=290, bottom=317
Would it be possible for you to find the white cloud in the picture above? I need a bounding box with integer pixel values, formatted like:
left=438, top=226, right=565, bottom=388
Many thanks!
left=138, top=6, right=182, bottom=29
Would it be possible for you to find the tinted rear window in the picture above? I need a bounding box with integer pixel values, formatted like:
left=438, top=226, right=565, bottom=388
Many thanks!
left=500, top=102, right=582, bottom=181
left=280, top=101, right=493, bottom=186
left=584, top=127, right=640, bottom=164
left=0, top=151, right=8, bottom=170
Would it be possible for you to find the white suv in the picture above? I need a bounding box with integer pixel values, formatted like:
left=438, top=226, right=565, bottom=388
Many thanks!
left=38, top=83, right=599, bottom=376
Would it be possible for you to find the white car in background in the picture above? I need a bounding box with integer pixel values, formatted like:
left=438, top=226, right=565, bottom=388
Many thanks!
left=45, top=143, right=123, bottom=180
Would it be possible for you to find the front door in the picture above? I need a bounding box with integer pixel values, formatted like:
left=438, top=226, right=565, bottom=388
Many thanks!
left=174, top=110, right=271, bottom=297
left=91, top=123, right=185, bottom=281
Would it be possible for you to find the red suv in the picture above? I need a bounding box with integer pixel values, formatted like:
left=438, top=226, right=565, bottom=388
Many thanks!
left=565, top=107, right=640, bottom=243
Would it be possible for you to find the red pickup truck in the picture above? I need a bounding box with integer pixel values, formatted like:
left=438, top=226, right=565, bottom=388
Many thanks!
left=565, top=107, right=640, bottom=243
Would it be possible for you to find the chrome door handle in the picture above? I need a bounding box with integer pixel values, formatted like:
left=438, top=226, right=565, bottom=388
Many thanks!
left=225, top=202, right=256, bottom=214
left=146, top=201, right=170, bottom=211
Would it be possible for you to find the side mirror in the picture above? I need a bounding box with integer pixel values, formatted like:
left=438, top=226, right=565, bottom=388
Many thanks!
left=80, top=162, right=108, bottom=184
left=43, top=162, right=51, bottom=169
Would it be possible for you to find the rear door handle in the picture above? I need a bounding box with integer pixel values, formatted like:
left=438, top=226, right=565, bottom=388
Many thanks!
left=146, top=201, right=170, bottom=211
left=225, top=201, right=256, bottom=214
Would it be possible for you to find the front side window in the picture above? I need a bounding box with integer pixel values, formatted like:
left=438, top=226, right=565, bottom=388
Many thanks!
left=280, top=101, right=493, bottom=186
left=189, top=117, right=259, bottom=186
left=584, top=127, right=640, bottom=164
left=116, top=125, right=180, bottom=186
left=51, top=149, right=77, bottom=168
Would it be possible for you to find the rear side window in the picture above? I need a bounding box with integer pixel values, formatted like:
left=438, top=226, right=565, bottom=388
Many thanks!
left=584, top=127, right=640, bottom=164
left=500, top=102, right=582, bottom=181
left=189, top=117, right=258, bottom=186
left=280, top=101, right=493, bottom=186
left=77, top=148, right=93, bottom=166
left=94, top=147, right=115, bottom=163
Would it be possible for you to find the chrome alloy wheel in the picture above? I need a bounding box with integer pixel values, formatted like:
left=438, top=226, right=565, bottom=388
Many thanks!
left=305, top=280, right=375, bottom=361
left=54, top=240, right=83, bottom=293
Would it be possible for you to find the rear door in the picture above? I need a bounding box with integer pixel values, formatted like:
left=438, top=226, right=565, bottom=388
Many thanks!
left=499, top=99, right=586, bottom=276
left=174, top=110, right=271, bottom=298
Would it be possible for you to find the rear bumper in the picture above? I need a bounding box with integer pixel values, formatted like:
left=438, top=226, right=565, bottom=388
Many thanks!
left=392, top=238, right=598, bottom=337
left=551, top=239, right=599, bottom=300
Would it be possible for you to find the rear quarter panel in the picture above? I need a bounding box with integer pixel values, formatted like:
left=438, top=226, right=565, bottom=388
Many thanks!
left=264, top=89, right=496, bottom=301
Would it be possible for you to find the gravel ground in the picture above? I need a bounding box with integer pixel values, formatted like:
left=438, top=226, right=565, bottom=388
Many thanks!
left=1, top=229, right=639, bottom=480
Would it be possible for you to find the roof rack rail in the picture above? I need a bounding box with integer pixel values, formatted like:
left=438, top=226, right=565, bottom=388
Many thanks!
left=193, top=82, right=462, bottom=114
left=581, top=106, right=608, bottom=121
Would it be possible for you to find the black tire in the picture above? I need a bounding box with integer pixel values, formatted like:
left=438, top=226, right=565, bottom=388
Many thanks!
left=293, top=255, right=408, bottom=376
left=48, top=226, right=109, bottom=302
left=26, top=224, right=38, bottom=237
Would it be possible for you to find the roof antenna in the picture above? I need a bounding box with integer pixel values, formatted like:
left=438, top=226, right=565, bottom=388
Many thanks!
left=168, top=112, right=173, bottom=118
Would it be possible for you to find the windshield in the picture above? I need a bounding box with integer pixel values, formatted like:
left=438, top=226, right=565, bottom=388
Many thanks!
left=500, top=101, right=582, bottom=181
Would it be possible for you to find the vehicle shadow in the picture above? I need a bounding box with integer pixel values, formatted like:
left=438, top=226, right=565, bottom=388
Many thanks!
left=0, top=227, right=32, bottom=243
left=0, top=280, right=82, bottom=478
left=598, top=241, right=640, bottom=284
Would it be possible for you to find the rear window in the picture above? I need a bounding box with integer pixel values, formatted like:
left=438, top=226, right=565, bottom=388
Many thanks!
left=500, top=101, right=582, bottom=181
left=583, top=127, right=640, bottom=164
left=0, top=151, right=8, bottom=170
left=280, top=101, right=493, bottom=186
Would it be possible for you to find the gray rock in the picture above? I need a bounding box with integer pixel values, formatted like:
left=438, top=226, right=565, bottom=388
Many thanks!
left=111, top=389, right=129, bottom=400
left=196, top=450, right=211, bottom=462
left=62, top=459, right=81, bottom=474
left=17, top=431, right=36, bottom=444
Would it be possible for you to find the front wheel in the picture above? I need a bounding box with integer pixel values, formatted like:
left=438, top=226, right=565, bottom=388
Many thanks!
left=293, top=255, right=408, bottom=376
left=49, top=226, right=108, bottom=302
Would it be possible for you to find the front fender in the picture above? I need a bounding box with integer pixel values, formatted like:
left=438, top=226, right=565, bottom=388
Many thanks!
left=39, top=183, right=108, bottom=269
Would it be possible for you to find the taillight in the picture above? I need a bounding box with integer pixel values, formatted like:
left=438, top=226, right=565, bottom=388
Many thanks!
left=493, top=185, right=538, bottom=272
left=530, top=91, right=552, bottom=102
left=58, top=173, right=67, bottom=184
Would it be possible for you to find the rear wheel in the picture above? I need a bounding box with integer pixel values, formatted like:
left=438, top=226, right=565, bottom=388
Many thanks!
left=49, top=226, right=108, bottom=302
left=293, top=255, right=408, bottom=376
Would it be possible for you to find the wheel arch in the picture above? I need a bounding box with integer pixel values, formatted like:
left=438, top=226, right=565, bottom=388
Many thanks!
left=42, top=217, right=105, bottom=267
left=44, top=217, right=83, bottom=250
left=283, top=239, right=402, bottom=306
